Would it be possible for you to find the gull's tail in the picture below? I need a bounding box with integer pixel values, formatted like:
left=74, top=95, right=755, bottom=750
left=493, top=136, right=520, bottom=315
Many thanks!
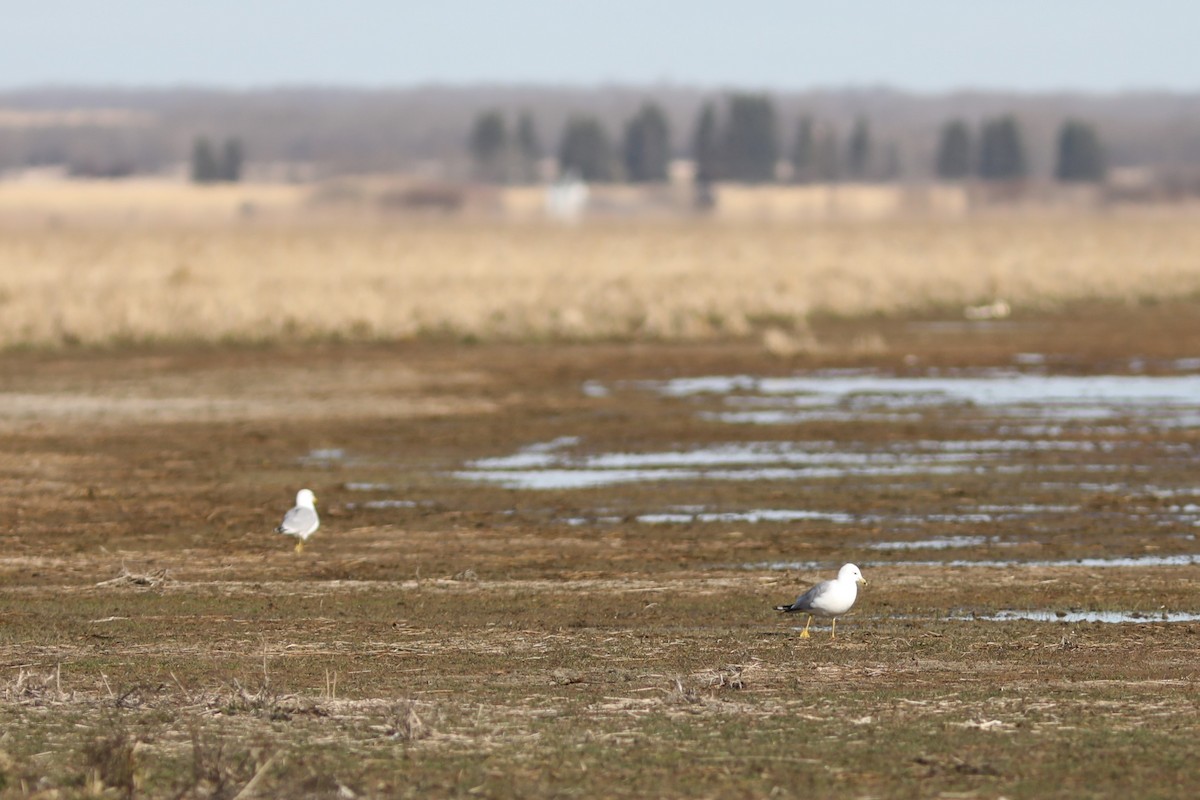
left=774, top=603, right=796, bottom=613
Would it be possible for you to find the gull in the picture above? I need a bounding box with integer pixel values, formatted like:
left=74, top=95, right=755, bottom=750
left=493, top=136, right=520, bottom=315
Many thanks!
left=276, top=489, right=319, bottom=553
left=774, top=563, right=866, bottom=639
left=964, top=298, right=1011, bottom=321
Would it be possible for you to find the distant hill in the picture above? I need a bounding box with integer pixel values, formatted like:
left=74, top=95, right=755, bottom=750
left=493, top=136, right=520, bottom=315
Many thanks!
left=1, top=84, right=1198, bottom=180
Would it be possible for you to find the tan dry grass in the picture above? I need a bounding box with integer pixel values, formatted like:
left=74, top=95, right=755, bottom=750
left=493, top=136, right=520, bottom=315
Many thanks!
left=713, top=183, right=970, bottom=220
left=1, top=208, right=1199, bottom=347
left=0, top=178, right=306, bottom=224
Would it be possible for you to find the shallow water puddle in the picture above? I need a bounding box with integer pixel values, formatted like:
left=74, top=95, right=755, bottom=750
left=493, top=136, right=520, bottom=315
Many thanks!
left=653, top=372, right=1200, bottom=404
left=463, top=370, right=1200, bottom=490
left=561, top=504, right=1084, bottom=528
left=458, top=463, right=1006, bottom=491
left=345, top=499, right=419, bottom=510
left=952, top=609, right=1200, bottom=624
left=636, top=509, right=857, bottom=525
left=745, top=554, right=1200, bottom=571
left=471, top=440, right=985, bottom=471
left=707, top=410, right=924, bottom=424
left=867, top=535, right=999, bottom=550
left=447, top=369, right=1200, bottom=577
left=456, top=436, right=1133, bottom=491
left=457, top=458, right=1128, bottom=490
left=301, top=447, right=347, bottom=464
left=645, top=371, right=1200, bottom=429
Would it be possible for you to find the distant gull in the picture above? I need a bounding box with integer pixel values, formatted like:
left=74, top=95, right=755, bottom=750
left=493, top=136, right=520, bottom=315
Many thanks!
left=276, top=489, right=319, bottom=553
left=774, top=563, right=866, bottom=639
left=964, top=298, right=1011, bottom=321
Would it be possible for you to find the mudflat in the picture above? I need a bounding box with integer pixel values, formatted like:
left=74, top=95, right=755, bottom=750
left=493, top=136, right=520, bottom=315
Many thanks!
left=2, top=305, right=1200, bottom=798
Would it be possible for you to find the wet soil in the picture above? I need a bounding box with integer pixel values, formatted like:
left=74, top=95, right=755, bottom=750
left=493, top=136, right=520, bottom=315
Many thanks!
left=2, top=303, right=1200, bottom=798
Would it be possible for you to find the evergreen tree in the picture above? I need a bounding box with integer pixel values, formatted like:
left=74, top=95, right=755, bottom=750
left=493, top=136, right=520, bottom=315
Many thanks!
left=515, top=111, right=542, bottom=183
left=846, top=117, right=871, bottom=180
left=220, top=138, right=244, bottom=182
left=190, top=137, right=221, bottom=184
left=558, top=116, right=615, bottom=182
left=789, top=116, right=815, bottom=183
left=1055, top=120, right=1106, bottom=182
left=978, top=116, right=1027, bottom=181
left=622, top=103, right=671, bottom=183
left=722, top=93, right=779, bottom=183
left=469, top=111, right=509, bottom=183
left=691, top=102, right=720, bottom=184
left=935, top=120, right=972, bottom=180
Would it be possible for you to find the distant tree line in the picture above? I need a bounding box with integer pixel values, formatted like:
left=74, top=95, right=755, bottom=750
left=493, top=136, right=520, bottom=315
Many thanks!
left=467, top=110, right=542, bottom=183
left=470, top=95, right=1104, bottom=187
left=936, top=117, right=1105, bottom=182
left=783, top=113, right=899, bottom=184
left=470, top=94, right=903, bottom=186
left=468, top=104, right=673, bottom=184
left=689, top=95, right=896, bottom=184
left=0, top=87, right=1184, bottom=183
left=190, top=136, right=244, bottom=183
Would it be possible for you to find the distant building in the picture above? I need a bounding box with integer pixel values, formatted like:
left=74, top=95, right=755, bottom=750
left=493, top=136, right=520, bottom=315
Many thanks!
left=545, top=172, right=589, bottom=221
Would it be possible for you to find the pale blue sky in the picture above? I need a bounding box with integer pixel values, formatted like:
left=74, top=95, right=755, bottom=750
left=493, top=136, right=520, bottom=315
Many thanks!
left=6, top=0, right=1197, bottom=91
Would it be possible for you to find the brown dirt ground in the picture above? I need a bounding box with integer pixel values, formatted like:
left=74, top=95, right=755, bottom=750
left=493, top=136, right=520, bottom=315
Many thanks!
left=2, top=302, right=1200, bottom=798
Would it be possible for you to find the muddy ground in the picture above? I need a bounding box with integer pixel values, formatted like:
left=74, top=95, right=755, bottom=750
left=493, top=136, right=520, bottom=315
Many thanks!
left=2, top=303, right=1200, bottom=798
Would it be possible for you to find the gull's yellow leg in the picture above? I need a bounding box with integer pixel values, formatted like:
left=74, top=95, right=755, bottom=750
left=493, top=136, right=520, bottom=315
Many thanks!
left=799, top=615, right=812, bottom=639
left=831, top=617, right=838, bottom=639
left=295, top=539, right=304, bottom=554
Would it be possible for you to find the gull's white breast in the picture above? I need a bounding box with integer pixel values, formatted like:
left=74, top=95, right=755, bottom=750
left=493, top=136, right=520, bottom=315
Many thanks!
left=811, top=579, right=858, bottom=616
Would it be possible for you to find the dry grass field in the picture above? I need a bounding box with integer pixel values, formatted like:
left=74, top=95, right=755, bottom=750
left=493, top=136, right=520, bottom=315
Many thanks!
left=0, top=180, right=307, bottom=225
left=0, top=181, right=1199, bottom=349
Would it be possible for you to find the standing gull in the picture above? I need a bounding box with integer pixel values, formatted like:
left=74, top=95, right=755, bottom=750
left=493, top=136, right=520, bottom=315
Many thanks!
left=774, top=563, right=866, bottom=639
left=276, top=489, right=319, bottom=553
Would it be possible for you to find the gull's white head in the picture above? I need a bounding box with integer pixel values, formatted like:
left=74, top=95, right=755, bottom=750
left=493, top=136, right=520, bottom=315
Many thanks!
left=296, top=489, right=317, bottom=508
left=838, top=563, right=866, bottom=586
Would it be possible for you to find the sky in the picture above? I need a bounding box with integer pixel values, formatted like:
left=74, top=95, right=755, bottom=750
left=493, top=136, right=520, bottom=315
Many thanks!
left=5, top=0, right=1198, bottom=93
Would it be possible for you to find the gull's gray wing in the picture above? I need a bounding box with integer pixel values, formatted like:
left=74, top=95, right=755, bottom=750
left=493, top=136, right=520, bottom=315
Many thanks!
left=276, top=506, right=319, bottom=536
left=775, top=579, right=833, bottom=613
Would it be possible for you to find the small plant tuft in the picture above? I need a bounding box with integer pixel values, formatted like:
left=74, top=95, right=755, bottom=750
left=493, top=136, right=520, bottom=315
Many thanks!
left=82, top=727, right=137, bottom=799
left=385, top=700, right=433, bottom=741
